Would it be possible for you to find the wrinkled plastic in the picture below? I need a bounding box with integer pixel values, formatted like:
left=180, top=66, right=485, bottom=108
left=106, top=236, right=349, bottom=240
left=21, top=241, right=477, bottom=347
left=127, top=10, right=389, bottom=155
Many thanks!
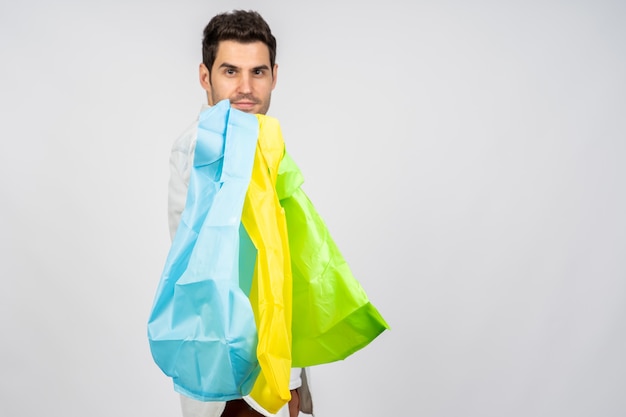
left=240, top=115, right=293, bottom=413
left=148, top=100, right=389, bottom=411
left=276, top=154, right=390, bottom=367
left=147, top=100, right=261, bottom=401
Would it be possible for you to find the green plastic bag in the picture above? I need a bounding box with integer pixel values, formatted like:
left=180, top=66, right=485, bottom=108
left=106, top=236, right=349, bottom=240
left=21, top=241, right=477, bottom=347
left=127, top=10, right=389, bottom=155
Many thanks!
left=277, top=153, right=390, bottom=367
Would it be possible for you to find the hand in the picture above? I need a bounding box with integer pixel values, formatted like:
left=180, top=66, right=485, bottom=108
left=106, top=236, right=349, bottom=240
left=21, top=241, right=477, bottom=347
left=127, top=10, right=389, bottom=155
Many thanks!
left=288, top=389, right=300, bottom=417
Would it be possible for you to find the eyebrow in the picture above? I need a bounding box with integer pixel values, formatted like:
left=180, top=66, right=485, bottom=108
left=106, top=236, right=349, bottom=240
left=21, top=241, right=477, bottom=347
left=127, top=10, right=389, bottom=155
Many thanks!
left=218, top=62, right=271, bottom=72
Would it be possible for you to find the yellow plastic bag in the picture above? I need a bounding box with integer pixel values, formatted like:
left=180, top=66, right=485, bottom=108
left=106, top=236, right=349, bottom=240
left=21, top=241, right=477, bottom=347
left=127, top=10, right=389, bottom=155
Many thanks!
left=241, top=115, right=292, bottom=413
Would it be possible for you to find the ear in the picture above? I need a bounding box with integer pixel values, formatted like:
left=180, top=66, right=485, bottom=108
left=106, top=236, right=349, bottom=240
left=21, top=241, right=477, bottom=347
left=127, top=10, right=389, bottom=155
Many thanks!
left=199, top=63, right=212, bottom=102
left=271, top=64, right=278, bottom=90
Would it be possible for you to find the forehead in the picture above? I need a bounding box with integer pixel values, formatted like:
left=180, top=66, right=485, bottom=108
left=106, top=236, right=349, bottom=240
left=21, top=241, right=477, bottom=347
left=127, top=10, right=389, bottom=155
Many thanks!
left=213, top=40, right=271, bottom=68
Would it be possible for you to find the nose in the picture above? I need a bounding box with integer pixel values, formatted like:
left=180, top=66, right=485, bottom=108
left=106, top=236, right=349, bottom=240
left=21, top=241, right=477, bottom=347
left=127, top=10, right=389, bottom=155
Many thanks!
left=238, top=73, right=252, bottom=94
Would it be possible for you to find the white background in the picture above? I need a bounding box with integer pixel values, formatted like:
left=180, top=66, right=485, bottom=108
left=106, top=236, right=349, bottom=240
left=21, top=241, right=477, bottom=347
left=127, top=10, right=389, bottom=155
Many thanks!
left=1, top=1, right=625, bottom=416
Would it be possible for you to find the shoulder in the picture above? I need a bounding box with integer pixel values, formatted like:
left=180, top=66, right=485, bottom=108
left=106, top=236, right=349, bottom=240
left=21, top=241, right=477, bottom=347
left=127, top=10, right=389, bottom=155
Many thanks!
left=171, top=118, right=198, bottom=155
left=169, top=117, right=199, bottom=177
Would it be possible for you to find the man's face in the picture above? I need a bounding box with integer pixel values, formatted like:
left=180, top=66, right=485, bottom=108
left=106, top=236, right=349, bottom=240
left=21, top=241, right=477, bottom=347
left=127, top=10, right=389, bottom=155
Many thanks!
left=200, top=40, right=278, bottom=115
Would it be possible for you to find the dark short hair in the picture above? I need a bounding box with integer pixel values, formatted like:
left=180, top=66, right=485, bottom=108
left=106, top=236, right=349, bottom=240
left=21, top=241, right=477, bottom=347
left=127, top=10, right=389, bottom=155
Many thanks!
left=202, top=10, right=277, bottom=74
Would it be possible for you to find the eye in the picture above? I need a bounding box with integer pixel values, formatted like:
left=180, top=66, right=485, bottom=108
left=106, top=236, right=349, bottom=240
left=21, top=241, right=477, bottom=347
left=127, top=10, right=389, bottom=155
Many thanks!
left=253, top=69, right=265, bottom=77
left=225, top=68, right=236, bottom=76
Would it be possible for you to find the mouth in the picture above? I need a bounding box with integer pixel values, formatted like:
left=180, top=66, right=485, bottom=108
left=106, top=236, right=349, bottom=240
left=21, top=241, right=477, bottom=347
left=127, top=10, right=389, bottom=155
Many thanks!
left=231, top=101, right=258, bottom=112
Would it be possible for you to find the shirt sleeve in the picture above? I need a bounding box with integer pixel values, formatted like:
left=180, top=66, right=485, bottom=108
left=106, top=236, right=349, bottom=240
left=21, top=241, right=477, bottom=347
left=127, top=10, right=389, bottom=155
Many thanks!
left=167, top=122, right=197, bottom=240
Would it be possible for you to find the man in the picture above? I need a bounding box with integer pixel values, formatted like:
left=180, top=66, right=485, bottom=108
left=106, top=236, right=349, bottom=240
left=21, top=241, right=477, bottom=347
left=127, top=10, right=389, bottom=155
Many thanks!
left=157, top=9, right=388, bottom=417
left=167, top=10, right=310, bottom=417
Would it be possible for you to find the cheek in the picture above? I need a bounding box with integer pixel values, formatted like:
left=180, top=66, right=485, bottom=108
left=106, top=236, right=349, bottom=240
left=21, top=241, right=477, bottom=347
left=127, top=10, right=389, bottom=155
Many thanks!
left=257, top=80, right=275, bottom=96
left=211, top=81, right=235, bottom=100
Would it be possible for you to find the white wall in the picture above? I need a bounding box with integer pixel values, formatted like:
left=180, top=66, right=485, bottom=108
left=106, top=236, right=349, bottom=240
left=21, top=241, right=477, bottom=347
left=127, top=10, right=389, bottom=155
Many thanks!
left=1, top=1, right=625, bottom=416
